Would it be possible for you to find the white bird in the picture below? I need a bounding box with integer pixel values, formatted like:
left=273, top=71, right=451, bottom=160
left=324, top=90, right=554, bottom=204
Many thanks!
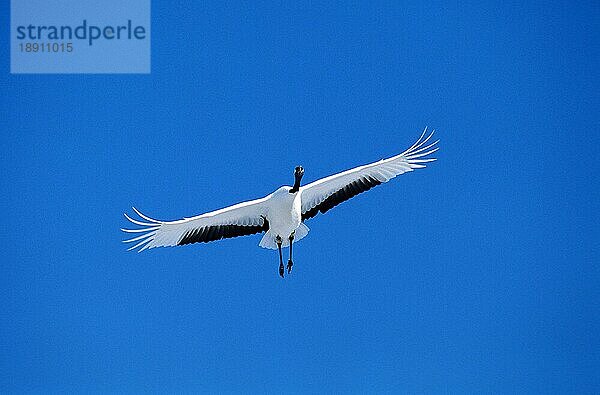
left=122, top=128, right=439, bottom=277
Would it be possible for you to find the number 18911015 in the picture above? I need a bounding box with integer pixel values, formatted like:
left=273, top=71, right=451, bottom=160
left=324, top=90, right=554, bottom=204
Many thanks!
left=19, top=42, right=73, bottom=53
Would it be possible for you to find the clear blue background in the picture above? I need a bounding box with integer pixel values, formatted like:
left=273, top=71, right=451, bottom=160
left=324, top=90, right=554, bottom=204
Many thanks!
left=1, top=1, right=598, bottom=393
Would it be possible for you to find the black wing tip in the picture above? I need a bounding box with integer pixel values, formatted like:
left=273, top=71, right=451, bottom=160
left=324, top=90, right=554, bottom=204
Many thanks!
left=177, top=221, right=270, bottom=246
left=302, top=176, right=381, bottom=221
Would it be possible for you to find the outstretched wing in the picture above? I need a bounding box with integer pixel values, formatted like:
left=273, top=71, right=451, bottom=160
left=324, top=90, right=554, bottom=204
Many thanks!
left=300, top=128, right=438, bottom=220
left=122, top=197, right=269, bottom=252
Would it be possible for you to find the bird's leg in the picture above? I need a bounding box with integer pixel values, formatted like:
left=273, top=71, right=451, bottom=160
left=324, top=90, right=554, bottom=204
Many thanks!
left=287, top=232, right=295, bottom=273
left=276, top=235, right=284, bottom=278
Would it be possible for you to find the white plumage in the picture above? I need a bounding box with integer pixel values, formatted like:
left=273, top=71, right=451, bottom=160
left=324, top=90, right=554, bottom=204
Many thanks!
left=122, top=128, right=438, bottom=274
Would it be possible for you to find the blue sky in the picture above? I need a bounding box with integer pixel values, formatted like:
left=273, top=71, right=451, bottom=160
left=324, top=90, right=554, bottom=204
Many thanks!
left=1, top=1, right=599, bottom=393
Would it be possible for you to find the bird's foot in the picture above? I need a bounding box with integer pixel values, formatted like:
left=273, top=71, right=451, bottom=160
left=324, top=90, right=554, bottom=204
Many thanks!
left=287, top=259, right=293, bottom=274
left=279, top=263, right=284, bottom=278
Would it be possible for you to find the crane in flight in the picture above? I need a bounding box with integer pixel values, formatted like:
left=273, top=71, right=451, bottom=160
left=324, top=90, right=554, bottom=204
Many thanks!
left=122, top=128, right=439, bottom=277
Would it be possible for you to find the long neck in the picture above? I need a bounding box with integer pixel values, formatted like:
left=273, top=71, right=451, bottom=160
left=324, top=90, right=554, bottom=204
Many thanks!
left=290, top=174, right=302, bottom=193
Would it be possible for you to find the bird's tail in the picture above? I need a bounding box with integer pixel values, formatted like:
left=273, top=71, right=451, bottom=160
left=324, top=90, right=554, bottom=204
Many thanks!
left=259, top=223, right=310, bottom=249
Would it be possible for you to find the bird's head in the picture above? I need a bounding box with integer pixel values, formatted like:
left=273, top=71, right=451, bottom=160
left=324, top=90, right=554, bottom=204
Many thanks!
left=290, top=166, right=304, bottom=193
